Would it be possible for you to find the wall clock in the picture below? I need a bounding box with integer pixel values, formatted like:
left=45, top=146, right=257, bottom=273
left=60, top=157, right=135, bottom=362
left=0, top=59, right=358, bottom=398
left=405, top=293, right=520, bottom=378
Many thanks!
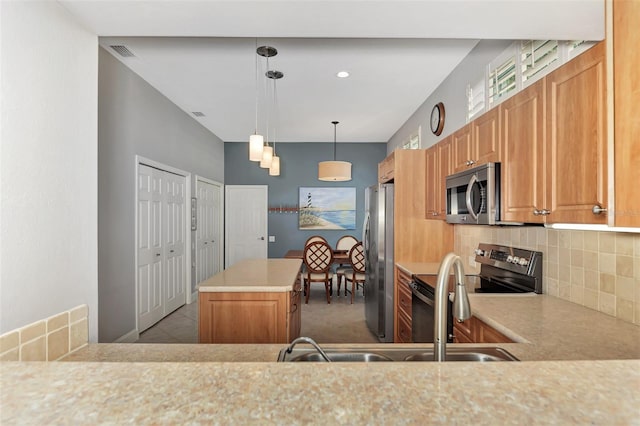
left=430, top=102, right=445, bottom=136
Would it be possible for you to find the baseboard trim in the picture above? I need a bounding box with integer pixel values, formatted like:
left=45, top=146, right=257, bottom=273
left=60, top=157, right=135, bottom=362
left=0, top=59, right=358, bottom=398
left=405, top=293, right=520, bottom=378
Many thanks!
left=114, top=329, right=139, bottom=343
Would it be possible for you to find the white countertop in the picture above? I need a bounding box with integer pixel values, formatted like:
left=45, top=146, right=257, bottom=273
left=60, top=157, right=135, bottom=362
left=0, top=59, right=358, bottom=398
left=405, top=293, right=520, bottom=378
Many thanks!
left=198, top=258, right=302, bottom=293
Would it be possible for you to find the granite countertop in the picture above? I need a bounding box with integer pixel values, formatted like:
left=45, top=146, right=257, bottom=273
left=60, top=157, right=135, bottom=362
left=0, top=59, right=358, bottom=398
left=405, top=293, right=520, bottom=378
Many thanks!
left=2, top=360, right=639, bottom=424
left=198, top=258, right=302, bottom=292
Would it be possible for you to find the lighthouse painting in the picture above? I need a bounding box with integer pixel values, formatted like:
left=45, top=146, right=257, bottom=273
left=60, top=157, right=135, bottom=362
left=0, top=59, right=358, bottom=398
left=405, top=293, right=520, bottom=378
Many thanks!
left=299, top=187, right=356, bottom=230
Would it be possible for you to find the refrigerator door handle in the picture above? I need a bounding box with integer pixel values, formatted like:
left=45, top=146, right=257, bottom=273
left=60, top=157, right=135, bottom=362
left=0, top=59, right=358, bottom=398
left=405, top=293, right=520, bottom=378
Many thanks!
left=362, top=212, right=370, bottom=251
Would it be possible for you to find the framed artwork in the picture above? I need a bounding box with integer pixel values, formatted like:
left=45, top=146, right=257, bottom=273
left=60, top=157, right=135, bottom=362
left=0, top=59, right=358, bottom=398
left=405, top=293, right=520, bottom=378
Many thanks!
left=299, top=187, right=356, bottom=230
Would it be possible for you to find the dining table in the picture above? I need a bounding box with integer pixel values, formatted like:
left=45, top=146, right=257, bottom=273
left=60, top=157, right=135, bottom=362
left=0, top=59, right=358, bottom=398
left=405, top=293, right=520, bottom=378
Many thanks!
left=283, top=249, right=349, bottom=263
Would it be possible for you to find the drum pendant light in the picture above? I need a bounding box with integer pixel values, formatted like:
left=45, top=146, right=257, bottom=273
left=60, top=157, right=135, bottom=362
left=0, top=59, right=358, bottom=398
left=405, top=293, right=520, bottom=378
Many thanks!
left=318, top=121, right=352, bottom=181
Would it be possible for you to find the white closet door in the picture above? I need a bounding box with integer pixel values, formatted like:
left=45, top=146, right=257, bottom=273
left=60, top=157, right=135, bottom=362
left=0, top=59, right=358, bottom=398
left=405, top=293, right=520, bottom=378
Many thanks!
left=137, top=164, right=164, bottom=332
left=163, top=172, right=187, bottom=314
left=196, top=179, right=222, bottom=285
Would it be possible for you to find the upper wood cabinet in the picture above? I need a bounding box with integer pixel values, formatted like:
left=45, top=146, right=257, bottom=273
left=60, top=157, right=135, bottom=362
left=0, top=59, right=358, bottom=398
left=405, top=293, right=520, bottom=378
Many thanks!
left=613, top=0, right=640, bottom=227
left=452, top=124, right=473, bottom=172
left=425, top=136, right=452, bottom=220
left=501, top=79, right=546, bottom=223
left=425, top=145, right=439, bottom=218
left=452, top=108, right=501, bottom=172
left=378, top=151, right=395, bottom=183
left=545, top=41, right=607, bottom=224
left=473, top=107, right=501, bottom=166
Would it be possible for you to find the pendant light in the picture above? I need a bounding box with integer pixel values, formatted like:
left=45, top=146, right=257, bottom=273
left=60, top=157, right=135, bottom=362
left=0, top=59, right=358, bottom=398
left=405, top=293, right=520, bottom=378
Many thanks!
left=258, top=46, right=278, bottom=169
left=268, top=70, right=283, bottom=176
left=249, top=40, right=264, bottom=161
left=318, top=121, right=352, bottom=181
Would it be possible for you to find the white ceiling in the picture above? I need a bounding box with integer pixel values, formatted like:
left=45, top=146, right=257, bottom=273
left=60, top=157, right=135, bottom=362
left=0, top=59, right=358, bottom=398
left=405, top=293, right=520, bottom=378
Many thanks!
left=60, top=0, right=604, bottom=143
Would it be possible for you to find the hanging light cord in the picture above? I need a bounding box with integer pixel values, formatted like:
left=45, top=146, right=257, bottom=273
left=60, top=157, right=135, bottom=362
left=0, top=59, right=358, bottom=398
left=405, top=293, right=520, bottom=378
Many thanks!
left=332, top=121, right=339, bottom=160
left=273, top=75, right=278, bottom=155
left=254, top=39, right=259, bottom=134
left=265, top=55, right=271, bottom=147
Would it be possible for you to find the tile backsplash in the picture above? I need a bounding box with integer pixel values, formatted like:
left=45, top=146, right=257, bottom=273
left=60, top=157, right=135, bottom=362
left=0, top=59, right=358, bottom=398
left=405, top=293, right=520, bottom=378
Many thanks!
left=455, top=226, right=640, bottom=326
left=0, top=305, right=89, bottom=361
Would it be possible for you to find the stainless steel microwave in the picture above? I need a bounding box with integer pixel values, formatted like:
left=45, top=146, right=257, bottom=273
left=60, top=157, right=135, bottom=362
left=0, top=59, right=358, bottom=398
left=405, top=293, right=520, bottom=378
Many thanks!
left=445, top=162, right=500, bottom=225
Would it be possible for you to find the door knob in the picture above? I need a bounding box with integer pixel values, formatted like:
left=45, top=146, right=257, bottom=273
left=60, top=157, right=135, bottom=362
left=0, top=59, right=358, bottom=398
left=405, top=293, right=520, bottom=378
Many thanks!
left=259, top=237, right=265, bottom=240
left=592, top=205, right=607, bottom=215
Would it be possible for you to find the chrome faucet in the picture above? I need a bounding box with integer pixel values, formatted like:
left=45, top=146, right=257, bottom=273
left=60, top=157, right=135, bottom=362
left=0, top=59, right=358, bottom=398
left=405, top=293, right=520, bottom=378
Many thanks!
left=284, top=336, right=332, bottom=362
left=434, top=253, right=471, bottom=362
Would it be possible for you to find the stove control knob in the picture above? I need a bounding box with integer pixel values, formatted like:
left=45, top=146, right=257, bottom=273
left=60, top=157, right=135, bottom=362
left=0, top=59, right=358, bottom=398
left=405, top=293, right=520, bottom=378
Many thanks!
left=512, top=256, right=521, bottom=264
left=474, top=249, right=485, bottom=256
left=506, top=255, right=514, bottom=263
left=518, top=258, right=529, bottom=266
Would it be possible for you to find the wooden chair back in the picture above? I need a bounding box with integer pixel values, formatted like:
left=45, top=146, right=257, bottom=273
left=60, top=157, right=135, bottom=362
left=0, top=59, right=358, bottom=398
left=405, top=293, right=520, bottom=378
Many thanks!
left=304, top=235, right=328, bottom=248
left=303, top=241, right=334, bottom=273
left=336, top=235, right=358, bottom=252
left=348, top=242, right=365, bottom=274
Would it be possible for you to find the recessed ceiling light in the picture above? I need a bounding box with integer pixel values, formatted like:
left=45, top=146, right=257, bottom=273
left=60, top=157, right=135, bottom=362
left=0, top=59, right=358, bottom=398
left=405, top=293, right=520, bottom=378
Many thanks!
left=336, top=71, right=350, bottom=78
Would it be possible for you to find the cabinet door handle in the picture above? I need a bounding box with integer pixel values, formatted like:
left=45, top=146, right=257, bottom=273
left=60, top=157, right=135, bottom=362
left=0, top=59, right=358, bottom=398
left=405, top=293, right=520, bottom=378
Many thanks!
left=533, top=209, right=541, bottom=216
left=540, top=209, right=551, bottom=216
left=592, top=205, right=607, bottom=215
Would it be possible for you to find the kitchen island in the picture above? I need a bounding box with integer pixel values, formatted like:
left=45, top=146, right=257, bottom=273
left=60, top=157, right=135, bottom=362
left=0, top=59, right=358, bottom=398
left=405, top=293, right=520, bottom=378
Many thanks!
left=198, top=258, right=302, bottom=344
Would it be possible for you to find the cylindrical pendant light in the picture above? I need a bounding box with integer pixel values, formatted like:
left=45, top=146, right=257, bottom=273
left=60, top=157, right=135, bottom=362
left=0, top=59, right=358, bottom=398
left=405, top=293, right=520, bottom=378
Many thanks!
left=260, top=144, right=273, bottom=168
left=269, top=155, right=280, bottom=176
left=318, top=121, right=352, bottom=181
left=249, top=134, right=264, bottom=161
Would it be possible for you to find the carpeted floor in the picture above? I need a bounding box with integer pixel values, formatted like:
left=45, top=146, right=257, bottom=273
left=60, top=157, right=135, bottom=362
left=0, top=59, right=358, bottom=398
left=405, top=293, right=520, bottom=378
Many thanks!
left=299, top=283, right=379, bottom=344
left=136, top=279, right=379, bottom=344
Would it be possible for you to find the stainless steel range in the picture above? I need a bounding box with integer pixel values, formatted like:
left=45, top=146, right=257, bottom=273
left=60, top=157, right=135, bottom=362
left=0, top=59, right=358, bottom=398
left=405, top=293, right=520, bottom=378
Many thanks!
left=410, top=243, right=543, bottom=343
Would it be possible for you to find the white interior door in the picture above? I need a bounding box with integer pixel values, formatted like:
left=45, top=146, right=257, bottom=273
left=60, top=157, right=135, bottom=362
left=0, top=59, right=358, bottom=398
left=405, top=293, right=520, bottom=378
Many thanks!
left=163, top=171, right=186, bottom=314
left=196, top=177, right=223, bottom=285
left=137, top=164, right=164, bottom=331
left=225, top=185, right=268, bottom=268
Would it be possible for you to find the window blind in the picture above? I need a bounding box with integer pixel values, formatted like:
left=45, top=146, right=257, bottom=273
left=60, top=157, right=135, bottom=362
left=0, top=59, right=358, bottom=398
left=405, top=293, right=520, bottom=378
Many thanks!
left=521, top=40, right=559, bottom=84
left=488, top=55, right=516, bottom=105
left=467, top=77, right=485, bottom=121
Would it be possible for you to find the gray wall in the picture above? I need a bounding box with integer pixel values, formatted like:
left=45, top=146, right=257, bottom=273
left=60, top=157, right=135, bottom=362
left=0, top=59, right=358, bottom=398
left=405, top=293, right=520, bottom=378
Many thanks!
left=98, top=47, right=225, bottom=342
left=388, top=40, right=512, bottom=152
left=225, top=142, right=387, bottom=257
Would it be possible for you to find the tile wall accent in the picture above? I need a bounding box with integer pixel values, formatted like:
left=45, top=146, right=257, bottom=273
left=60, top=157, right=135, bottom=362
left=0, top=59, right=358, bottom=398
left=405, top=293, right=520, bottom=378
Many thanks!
left=455, top=226, right=640, bottom=326
left=0, top=305, right=89, bottom=361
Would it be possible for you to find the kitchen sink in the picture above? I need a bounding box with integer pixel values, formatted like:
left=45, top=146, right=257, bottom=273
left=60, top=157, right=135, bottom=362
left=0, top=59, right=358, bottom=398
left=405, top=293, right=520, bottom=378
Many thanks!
left=289, top=352, right=393, bottom=362
left=277, top=346, right=518, bottom=362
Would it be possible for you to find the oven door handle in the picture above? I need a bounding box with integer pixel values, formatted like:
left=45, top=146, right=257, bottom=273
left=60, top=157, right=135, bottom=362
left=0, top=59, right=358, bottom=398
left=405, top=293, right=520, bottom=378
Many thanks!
left=465, top=174, right=479, bottom=221
left=410, top=282, right=434, bottom=307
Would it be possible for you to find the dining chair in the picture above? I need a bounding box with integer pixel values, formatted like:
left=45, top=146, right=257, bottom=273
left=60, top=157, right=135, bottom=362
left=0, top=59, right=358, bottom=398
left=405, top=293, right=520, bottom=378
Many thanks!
left=343, top=241, right=366, bottom=304
left=302, top=240, right=334, bottom=304
left=334, top=235, right=358, bottom=295
left=304, top=235, right=328, bottom=247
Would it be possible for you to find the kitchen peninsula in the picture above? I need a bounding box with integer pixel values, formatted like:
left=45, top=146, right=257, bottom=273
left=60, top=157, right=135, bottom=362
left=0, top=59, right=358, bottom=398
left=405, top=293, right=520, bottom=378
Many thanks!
left=198, top=258, right=302, bottom=344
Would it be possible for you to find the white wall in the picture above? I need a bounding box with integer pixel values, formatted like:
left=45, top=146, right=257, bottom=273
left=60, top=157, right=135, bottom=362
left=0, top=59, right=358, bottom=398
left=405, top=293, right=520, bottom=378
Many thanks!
left=388, top=40, right=512, bottom=152
left=0, top=1, right=99, bottom=340
left=98, top=48, right=224, bottom=342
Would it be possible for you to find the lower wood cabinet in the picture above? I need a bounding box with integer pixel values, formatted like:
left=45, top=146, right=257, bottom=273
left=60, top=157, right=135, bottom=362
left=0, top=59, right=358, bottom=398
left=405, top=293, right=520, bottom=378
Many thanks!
left=199, top=284, right=301, bottom=344
left=395, top=267, right=413, bottom=343
left=453, top=316, right=513, bottom=344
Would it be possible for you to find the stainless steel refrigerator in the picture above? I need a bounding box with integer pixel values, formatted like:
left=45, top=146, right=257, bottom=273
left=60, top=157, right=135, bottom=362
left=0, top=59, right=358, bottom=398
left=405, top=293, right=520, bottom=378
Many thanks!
left=363, top=183, right=394, bottom=342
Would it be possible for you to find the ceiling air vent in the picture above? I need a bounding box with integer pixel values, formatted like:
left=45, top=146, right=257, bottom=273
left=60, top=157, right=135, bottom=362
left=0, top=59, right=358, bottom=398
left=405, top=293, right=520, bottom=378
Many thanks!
left=110, top=45, right=135, bottom=58
left=192, top=112, right=206, bottom=117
